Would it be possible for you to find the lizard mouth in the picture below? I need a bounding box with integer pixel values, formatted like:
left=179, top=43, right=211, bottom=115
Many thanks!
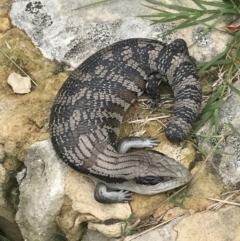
left=136, top=176, right=173, bottom=185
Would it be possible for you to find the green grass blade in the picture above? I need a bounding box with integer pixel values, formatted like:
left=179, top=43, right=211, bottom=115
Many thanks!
left=198, top=48, right=229, bottom=74
left=192, top=0, right=207, bottom=10
left=227, top=82, right=240, bottom=96
left=214, top=108, right=219, bottom=134
left=207, top=98, right=224, bottom=111
left=226, top=60, right=240, bottom=80
left=145, top=0, right=203, bottom=13
left=230, top=0, right=240, bottom=13
left=73, top=0, right=112, bottom=10
left=201, top=86, right=224, bottom=113
left=191, top=141, right=208, bottom=156
left=209, top=114, right=215, bottom=131
left=193, top=110, right=213, bottom=133
left=140, top=4, right=168, bottom=13
left=199, top=0, right=234, bottom=8
left=227, top=122, right=240, bottom=137
left=210, top=59, right=234, bottom=65
left=0, top=236, right=11, bottom=241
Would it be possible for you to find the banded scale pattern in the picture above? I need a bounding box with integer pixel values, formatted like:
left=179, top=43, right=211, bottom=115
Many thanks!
left=50, top=38, right=201, bottom=201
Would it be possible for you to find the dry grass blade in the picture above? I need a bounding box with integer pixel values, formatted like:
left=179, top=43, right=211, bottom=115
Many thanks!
left=207, top=190, right=240, bottom=211
left=207, top=198, right=240, bottom=207
left=128, top=115, right=170, bottom=124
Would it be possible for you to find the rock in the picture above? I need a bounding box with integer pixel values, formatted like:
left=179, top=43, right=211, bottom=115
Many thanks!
left=131, top=193, right=174, bottom=218
left=0, top=27, right=60, bottom=160
left=7, top=72, right=31, bottom=94
left=56, top=197, right=96, bottom=241
left=124, top=215, right=186, bottom=241
left=162, top=207, right=194, bottom=221
left=82, top=230, right=112, bottom=241
left=0, top=164, right=15, bottom=222
left=0, top=145, right=5, bottom=163
left=0, top=17, right=11, bottom=32
left=182, top=162, right=225, bottom=212
left=0, top=143, right=23, bottom=241
left=65, top=168, right=131, bottom=221
left=0, top=162, right=23, bottom=241
left=175, top=206, right=240, bottom=241
left=198, top=79, right=240, bottom=188
left=57, top=167, right=131, bottom=240
left=10, top=0, right=231, bottom=68
left=88, top=222, right=123, bottom=238
left=2, top=1, right=237, bottom=241
left=16, top=139, right=67, bottom=241
left=0, top=216, right=23, bottom=241
left=119, top=207, right=240, bottom=241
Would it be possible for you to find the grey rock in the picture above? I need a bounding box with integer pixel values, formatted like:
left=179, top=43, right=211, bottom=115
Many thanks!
left=198, top=80, right=240, bottom=188
left=10, top=0, right=231, bottom=68
left=16, top=139, right=67, bottom=241
left=192, top=26, right=212, bottom=47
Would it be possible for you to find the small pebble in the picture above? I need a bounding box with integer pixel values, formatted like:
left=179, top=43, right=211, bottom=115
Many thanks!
left=7, top=72, right=31, bottom=94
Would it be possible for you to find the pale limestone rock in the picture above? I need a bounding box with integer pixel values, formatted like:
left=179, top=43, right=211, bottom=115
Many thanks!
left=16, top=139, right=67, bottom=241
left=56, top=197, right=97, bottom=241
left=4, top=141, right=17, bottom=157
left=182, top=163, right=224, bottom=212
left=59, top=167, right=131, bottom=240
left=130, top=192, right=174, bottom=218
left=156, top=136, right=195, bottom=168
left=0, top=17, right=11, bottom=32
left=88, top=222, right=123, bottom=238
left=7, top=73, right=31, bottom=94
left=175, top=207, right=240, bottom=241
left=65, top=168, right=131, bottom=221
left=162, top=207, right=194, bottom=221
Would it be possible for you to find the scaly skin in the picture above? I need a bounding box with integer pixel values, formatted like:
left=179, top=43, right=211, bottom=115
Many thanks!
left=50, top=38, right=201, bottom=203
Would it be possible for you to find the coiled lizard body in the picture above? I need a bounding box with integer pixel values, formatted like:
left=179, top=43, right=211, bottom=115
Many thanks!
left=50, top=38, right=202, bottom=203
